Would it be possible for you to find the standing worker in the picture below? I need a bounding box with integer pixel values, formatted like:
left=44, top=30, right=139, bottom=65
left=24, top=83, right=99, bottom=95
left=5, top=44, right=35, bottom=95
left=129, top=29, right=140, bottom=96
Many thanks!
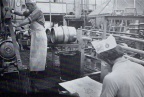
left=12, top=0, right=47, bottom=72
left=91, top=35, right=144, bottom=97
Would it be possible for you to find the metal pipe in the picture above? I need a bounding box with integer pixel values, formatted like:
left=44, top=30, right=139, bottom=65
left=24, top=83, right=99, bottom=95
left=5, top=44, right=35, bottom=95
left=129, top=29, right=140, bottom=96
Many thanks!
left=82, top=29, right=138, bottom=36
left=82, top=30, right=143, bottom=44
left=95, top=0, right=97, bottom=9
left=75, top=0, right=81, bottom=18
left=114, top=35, right=144, bottom=43
left=84, top=71, right=101, bottom=76
left=116, top=0, right=118, bottom=10
left=85, top=54, right=97, bottom=60
left=120, top=45, right=144, bottom=55
left=82, top=36, right=92, bottom=41
left=134, top=0, right=136, bottom=8
left=124, top=55, right=144, bottom=65
left=107, top=31, right=138, bottom=36
left=82, top=29, right=103, bottom=33
left=49, top=0, right=52, bottom=27
left=85, top=54, right=144, bottom=66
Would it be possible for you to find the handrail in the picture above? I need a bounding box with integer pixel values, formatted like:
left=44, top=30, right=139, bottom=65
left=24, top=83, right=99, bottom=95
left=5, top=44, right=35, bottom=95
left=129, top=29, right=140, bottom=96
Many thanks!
left=120, top=45, right=144, bottom=55
left=85, top=54, right=144, bottom=65
left=114, top=35, right=144, bottom=43
left=124, top=55, right=144, bottom=65
left=82, top=29, right=138, bottom=36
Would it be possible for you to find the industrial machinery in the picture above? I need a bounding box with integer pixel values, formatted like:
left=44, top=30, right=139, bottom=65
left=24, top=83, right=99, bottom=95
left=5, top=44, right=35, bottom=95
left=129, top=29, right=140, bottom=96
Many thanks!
left=0, top=0, right=31, bottom=75
left=0, top=0, right=30, bottom=93
left=0, top=1, right=19, bottom=75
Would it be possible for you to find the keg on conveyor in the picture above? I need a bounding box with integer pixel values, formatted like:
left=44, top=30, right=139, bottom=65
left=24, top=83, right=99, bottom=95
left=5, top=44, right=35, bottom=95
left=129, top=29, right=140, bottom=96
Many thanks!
left=50, top=26, right=77, bottom=43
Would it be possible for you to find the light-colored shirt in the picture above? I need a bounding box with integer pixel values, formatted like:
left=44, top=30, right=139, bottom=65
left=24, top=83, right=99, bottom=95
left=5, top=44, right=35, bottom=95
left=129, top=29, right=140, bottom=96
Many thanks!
left=27, top=8, right=45, bottom=27
left=100, top=56, right=144, bottom=97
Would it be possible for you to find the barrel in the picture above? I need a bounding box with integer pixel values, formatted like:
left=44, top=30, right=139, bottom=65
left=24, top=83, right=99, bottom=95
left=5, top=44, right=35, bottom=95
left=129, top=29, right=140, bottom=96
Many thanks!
left=50, top=26, right=77, bottom=43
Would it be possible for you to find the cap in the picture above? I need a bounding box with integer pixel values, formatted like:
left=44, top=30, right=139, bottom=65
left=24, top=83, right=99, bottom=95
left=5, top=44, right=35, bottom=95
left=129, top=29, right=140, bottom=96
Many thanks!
left=91, top=35, right=117, bottom=54
left=25, top=0, right=36, bottom=4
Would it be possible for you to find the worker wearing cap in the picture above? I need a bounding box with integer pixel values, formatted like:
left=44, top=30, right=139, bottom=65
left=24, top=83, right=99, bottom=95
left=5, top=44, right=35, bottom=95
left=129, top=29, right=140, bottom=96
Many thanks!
left=12, top=0, right=47, bottom=72
left=91, top=35, right=144, bottom=97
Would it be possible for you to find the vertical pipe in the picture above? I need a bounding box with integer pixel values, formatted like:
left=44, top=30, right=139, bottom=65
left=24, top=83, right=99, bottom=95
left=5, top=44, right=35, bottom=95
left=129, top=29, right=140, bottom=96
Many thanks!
left=95, top=0, right=96, bottom=9
left=84, top=0, right=86, bottom=27
left=13, top=0, right=16, bottom=22
left=66, top=2, right=67, bottom=15
left=81, top=0, right=85, bottom=28
left=84, top=0, right=86, bottom=10
left=81, top=0, right=83, bottom=14
left=134, top=0, right=136, bottom=8
left=86, top=0, right=89, bottom=25
left=103, top=17, right=107, bottom=39
left=49, top=0, right=52, bottom=27
left=116, top=0, right=118, bottom=10
left=61, top=0, right=63, bottom=14
left=63, top=17, right=67, bottom=26
left=86, top=0, right=89, bottom=13
left=0, top=1, right=2, bottom=30
left=101, top=16, right=110, bottom=82
left=75, top=0, right=81, bottom=18
left=74, top=0, right=75, bottom=11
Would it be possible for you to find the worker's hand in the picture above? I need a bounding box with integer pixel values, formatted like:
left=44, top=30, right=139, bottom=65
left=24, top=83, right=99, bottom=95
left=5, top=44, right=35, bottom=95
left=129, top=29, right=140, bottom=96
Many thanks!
left=11, top=9, right=15, bottom=14
left=23, top=10, right=30, bottom=17
left=4, top=6, right=14, bottom=12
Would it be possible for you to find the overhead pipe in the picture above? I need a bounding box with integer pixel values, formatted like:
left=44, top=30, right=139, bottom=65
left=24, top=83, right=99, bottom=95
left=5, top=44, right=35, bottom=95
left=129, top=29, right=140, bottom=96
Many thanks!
left=82, top=29, right=138, bottom=36
left=113, top=35, right=144, bottom=43
left=85, top=54, right=97, bottom=60
left=82, top=29, right=144, bottom=44
left=81, top=29, right=144, bottom=43
left=84, top=71, right=101, bottom=76
left=82, top=36, right=92, bottom=41
left=124, top=55, right=144, bottom=65
left=107, top=31, right=138, bottom=36
left=85, top=54, right=144, bottom=65
left=82, top=29, right=144, bottom=55
left=120, top=45, right=144, bottom=55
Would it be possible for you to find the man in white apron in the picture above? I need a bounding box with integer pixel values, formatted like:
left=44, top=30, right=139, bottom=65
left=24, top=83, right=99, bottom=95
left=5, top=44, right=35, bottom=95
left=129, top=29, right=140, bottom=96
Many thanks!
left=12, top=0, right=47, bottom=72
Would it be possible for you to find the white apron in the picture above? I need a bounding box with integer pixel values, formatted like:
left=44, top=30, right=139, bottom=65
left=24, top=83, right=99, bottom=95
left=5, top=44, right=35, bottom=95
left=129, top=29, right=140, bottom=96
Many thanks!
left=29, top=21, right=47, bottom=71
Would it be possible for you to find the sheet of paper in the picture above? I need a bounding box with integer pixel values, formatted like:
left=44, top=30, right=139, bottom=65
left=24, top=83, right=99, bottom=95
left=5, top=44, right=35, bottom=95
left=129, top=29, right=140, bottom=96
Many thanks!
left=59, top=76, right=102, bottom=97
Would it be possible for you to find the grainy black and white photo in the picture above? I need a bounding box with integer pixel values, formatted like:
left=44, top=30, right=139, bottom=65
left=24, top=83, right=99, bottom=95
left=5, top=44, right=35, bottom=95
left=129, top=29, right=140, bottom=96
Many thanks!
left=0, top=0, right=144, bottom=97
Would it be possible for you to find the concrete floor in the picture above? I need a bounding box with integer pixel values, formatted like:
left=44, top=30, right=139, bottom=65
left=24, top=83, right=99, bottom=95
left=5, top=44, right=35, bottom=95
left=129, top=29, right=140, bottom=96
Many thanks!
left=0, top=49, right=101, bottom=97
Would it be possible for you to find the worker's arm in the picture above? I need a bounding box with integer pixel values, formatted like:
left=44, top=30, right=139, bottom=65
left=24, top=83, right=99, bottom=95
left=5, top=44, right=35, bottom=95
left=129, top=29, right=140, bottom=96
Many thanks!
left=12, top=18, right=30, bottom=27
left=12, top=10, right=30, bottom=17
left=27, top=9, right=41, bottom=22
left=100, top=76, right=118, bottom=97
left=14, top=10, right=40, bottom=27
left=12, top=10, right=24, bottom=16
